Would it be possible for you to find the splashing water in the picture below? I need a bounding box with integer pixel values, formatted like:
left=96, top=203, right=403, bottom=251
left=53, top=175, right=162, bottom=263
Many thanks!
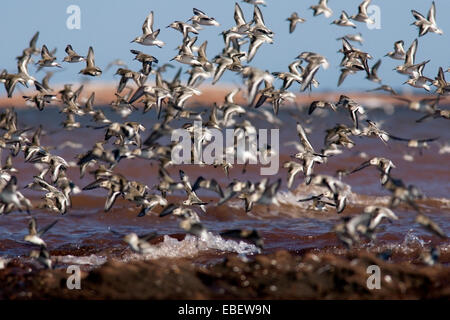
left=122, top=234, right=260, bottom=262
left=401, top=229, right=429, bottom=248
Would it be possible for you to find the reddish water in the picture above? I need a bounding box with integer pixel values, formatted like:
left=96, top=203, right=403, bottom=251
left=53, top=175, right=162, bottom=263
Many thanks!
left=1, top=102, right=449, bottom=268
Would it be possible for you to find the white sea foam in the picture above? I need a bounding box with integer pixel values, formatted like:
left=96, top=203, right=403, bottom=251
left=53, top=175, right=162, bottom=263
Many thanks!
left=122, top=233, right=260, bottom=262
left=55, top=254, right=108, bottom=266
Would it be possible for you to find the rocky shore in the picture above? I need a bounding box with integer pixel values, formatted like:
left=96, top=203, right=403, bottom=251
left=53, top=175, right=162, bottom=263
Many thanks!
left=1, top=249, right=449, bottom=299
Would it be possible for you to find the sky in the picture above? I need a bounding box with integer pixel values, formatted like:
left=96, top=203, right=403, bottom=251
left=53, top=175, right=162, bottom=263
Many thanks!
left=1, top=0, right=450, bottom=93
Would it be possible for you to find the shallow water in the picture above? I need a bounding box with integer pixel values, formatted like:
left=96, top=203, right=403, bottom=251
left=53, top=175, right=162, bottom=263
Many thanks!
left=0, top=101, right=449, bottom=269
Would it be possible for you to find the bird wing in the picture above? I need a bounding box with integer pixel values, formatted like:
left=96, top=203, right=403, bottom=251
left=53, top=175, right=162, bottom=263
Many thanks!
left=234, top=3, right=247, bottom=26
left=296, top=122, right=314, bottom=153
left=428, top=1, right=437, bottom=25
left=253, top=5, right=265, bottom=26
left=86, top=46, right=95, bottom=68
left=143, top=11, right=154, bottom=34
left=405, top=39, right=417, bottom=66
left=38, top=220, right=58, bottom=237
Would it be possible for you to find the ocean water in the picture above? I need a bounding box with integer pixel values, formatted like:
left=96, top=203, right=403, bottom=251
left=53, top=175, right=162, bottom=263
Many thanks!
left=0, top=101, right=449, bottom=270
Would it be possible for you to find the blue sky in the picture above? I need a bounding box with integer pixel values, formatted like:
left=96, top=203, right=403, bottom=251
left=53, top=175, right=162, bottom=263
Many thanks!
left=1, top=0, right=450, bottom=92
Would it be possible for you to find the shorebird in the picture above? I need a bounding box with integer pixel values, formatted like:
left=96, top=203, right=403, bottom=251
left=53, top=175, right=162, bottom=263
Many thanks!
left=420, top=247, right=440, bottom=266
left=132, top=11, right=165, bottom=47
left=254, top=87, right=295, bottom=115
left=29, top=153, right=69, bottom=184
left=212, top=52, right=244, bottom=85
left=415, top=214, right=446, bottom=238
left=36, top=45, right=61, bottom=68
left=220, top=229, right=263, bottom=249
left=247, top=30, right=274, bottom=63
left=63, top=45, right=86, bottom=63
left=134, top=194, right=168, bottom=217
left=180, top=219, right=208, bottom=239
left=151, top=168, right=183, bottom=198
left=24, top=217, right=58, bottom=247
left=293, top=123, right=325, bottom=184
left=349, top=156, right=395, bottom=184
left=0, top=176, right=32, bottom=214
left=388, top=135, right=439, bottom=152
left=170, top=53, right=202, bottom=68
left=159, top=203, right=207, bottom=238
left=309, top=174, right=350, bottom=213
left=432, top=67, right=450, bottom=95
left=239, top=178, right=281, bottom=212
left=395, top=39, right=430, bottom=78
left=416, top=104, right=449, bottom=123
left=310, top=0, right=333, bottom=18
left=336, top=95, right=365, bottom=129
left=382, top=174, right=423, bottom=211
left=215, top=179, right=249, bottom=203
left=79, top=46, right=102, bottom=76
left=404, top=75, right=433, bottom=92
left=189, top=8, right=220, bottom=28
left=332, top=11, right=356, bottom=28
left=411, top=1, right=443, bottom=37
left=110, top=229, right=158, bottom=254
left=363, top=206, right=399, bottom=231
left=385, top=40, right=406, bottom=60
left=242, top=0, right=266, bottom=6
left=367, top=85, right=397, bottom=96
left=29, top=246, right=52, bottom=269
left=2, top=72, right=29, bottom=98
left=104, top=59, right=128, bottom=72
left=337, top=33, right=364, bottom=45
left=159, top=204, right=201, bottom=221
left=114, top=68, right=141, bottom=93
left=334, top=206, right=398, bottom=247
left=287, top=12, right=305, bottom=33
left=272, top=62, right=303, bottom=90
left=83, top=174, right=127, bottom=212
left=296, top=52, right=328, bottom=91
left=366, top=59, right=382, bottom=83
left=19, top=31, right=40, bottom=57
left=297, top=193, right=336, bottom=212
left=361, top=120, right=390, bottom=144
left=130, top=50, right=158, bottom=75
left=350, top=0, right=374, bottom=24
left=393, top=96, right=439, bottom=112
left=40, top=71, right=54, bottom=91
left=28, top=176, right=70, bottom=215
left=192, top=176, right=223, bottom=197
left=179, top=170, right=207, bottom=213
left=23, top=81, right=57, bottom=111
left=308, top=100, right=336, bottom=115
left=167, top=21, right=199, bottom=39
left=283, top=161, right=304, bottom=189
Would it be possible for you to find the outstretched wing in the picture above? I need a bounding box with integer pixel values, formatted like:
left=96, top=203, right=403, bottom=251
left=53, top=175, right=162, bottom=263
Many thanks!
left=143, top=11, right=154, bottom=34
left=296, top=122, right=314, bottom=153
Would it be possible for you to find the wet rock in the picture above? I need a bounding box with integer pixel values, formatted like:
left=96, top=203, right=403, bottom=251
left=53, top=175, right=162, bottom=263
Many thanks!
left=0, top=250, right=449, bottom=299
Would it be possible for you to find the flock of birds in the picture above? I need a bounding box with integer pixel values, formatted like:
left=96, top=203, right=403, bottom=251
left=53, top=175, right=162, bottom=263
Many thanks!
left=0, top=0, right=448, bottom=270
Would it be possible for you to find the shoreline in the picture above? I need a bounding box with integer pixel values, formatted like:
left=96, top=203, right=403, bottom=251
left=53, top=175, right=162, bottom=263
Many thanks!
left=1, top=249, right=449, bottom=299
left=1, top=84, right=447, bottom=109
